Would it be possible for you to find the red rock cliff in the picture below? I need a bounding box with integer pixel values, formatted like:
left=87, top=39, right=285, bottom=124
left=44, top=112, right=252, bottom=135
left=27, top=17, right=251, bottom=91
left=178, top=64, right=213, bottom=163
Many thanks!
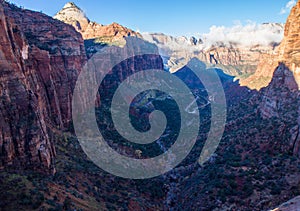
left=258, top=0, right=300, bottom=158
left=0, top=1, right=86, bottom=173
left=0, top=1, right=163, bottom=174
left=241, top=0, right=300, bottom=89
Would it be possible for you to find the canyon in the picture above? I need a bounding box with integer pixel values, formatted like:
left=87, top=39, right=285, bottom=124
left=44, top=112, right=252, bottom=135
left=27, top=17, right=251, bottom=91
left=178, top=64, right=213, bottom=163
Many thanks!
left=0, top=0, right=299, bottom=210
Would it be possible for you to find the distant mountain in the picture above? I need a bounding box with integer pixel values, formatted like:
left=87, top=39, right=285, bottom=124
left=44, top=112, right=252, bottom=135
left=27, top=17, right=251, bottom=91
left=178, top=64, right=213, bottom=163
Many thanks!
left=54, top=2, right=286, bottom=80
left=142, top=24, right=284, bottom=76
left=54, top=2, right=141, bottom=42
left=0, top=1, right=299, bottom=210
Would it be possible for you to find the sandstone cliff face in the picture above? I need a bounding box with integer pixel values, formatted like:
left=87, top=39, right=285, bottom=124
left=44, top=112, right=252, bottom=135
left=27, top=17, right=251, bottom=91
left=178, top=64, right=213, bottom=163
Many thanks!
left=258, top=0, right=300, bottom=158
left=54, top=2, right=141, bottom=41
left=240, top=50, right=280, bottom=89
left=259, top=63, right=298, bottom=119
left=0, top=1, right=86, bottom=173
left=0, top=1, right=164, bottom=174
left=279, top=0, right=300, bottom=86
left=241, top=0, right=300, bottom=90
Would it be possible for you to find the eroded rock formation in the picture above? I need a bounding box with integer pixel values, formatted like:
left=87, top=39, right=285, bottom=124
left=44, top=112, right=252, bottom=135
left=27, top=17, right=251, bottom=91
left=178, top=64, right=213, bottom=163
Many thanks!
left=0, top=1, right=86, bottom=173
left=258, top=0, right=300, bottom=159
left=241, top=0, right=300, bottom=90
left=54, top=2, right=141, bottom=41
left=0, top=1, right=163, bottom=174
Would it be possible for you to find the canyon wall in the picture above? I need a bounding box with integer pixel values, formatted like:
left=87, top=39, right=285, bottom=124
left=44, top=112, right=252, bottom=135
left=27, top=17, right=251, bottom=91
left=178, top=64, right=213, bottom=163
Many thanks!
left=0, top=1, right=86, bottom=173
left=258, top=0, right=300, bottom=158
left=0, top=1, right=163, bottom=173
left=241, top=0, right=300, bottom=90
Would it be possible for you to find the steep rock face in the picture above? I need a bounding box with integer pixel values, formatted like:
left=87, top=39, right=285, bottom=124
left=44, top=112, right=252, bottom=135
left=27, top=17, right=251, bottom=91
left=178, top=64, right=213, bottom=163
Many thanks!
left=54, top=2, right=141, bottom=41
left=258, top=64, right=300, bottom=159
left=0, top=1, right=86, bottom=173
left=279, top=0, right=300, bottom=87
left=4, top=3, right=87, bottom=129
left=0, top=1, right=164, bottom=174
left=240, top=50, right=280, bottom=89
left=259, top=63, right=298, bottom=119
left=0, top=2, right=54, bottom=173
left=258, top=0, right=300, bottom=158
left=241, top=0, right=300, bottom=90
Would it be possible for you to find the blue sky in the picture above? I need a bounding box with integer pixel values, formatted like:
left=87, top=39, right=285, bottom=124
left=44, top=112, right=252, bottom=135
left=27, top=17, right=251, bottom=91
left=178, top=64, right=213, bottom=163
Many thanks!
left=9, top=0, right=295, bottom=36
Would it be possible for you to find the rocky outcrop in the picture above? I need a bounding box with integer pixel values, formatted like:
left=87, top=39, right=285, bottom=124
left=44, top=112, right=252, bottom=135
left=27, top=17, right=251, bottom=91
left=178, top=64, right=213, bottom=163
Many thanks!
left=241, top=0, right=300, bottom=90
left=258, top=63, right=298, bottom=119
left=0, top=1, right=86, bottom=173
left=54, top=2, right=141, bottom=41
left=271, top=196, right=300, bottom=211
left=278, top=0, right=300, bottom=69
left=258, top=64, right=300, bottom=158
left=278, top=0, right=300, bottom=87
left=53, top=2, right=89, bottom=33
left=258, top=0, right=300, bottom=159
left=240, top=50, right=280, bottom=89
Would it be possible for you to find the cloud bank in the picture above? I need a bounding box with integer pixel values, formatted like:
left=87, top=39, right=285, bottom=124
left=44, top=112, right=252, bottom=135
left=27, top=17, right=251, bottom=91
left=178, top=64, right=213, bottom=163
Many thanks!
left=142, top=21, right=284, bottom=52
left=201, top=21, right=284, bottom=48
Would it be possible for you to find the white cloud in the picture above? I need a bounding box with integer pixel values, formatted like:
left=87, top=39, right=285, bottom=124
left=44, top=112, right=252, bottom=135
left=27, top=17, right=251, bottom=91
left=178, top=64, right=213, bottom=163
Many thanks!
left=280, top=0, right=296, bottom=14
left=142, top=21, right=284, bottom=53
left=201, top=21, right=284, bottom=48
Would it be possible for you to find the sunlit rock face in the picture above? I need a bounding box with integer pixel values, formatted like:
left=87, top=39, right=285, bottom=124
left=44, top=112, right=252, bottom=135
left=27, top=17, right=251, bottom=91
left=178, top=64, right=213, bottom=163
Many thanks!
left=241, top=1, right=300, bottom=90
left=257, top=0, right=300, bottom=159
left=279, top=0, right=300, bottom=88
left=54, top=2, right=141, bottom=41
left=259, top=63, right=298, bottom=119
